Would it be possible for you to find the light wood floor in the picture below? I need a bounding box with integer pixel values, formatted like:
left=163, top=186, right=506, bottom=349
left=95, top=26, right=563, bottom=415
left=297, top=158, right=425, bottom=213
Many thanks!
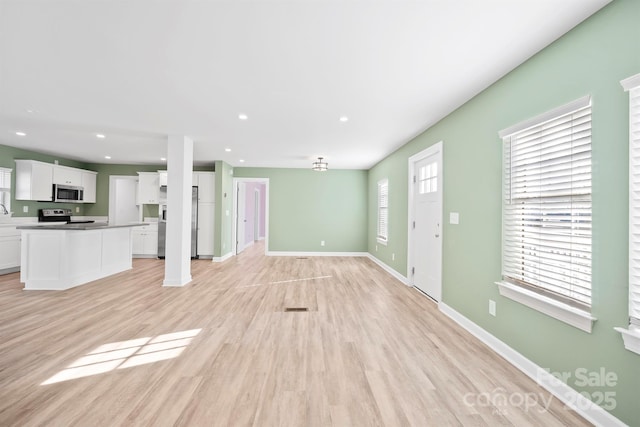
left=0, top=242, right=590, bottom=426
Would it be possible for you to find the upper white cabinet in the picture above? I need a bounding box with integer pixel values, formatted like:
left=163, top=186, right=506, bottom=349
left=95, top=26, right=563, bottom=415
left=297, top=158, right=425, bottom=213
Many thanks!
left=15, top=160, right=98, bottom=203
left=53, top=166, right=82, bottom=186
left=137, top=172, right=159, bottom=204
left=82, top=171, right=97, bottom=203
left=158, top=170, right=168, bottom=187
left=194, top=172, right=215, bottom=203
left=15, top=160, right=54, bottom=201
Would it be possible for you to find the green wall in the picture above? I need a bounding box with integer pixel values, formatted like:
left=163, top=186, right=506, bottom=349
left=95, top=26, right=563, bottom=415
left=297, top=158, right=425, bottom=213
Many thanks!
left=367, top=0, right=639, bottom=424
left=214, top=161, right=234, bottom=257
left=235, top=167, right=368, bottom=253
left=0, top=144, right=90, bottom=216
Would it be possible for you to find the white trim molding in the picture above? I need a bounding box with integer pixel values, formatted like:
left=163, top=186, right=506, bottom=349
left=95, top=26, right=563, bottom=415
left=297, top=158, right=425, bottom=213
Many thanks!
left=366, top=254, right=409, bottom=285
left=498, top=95, right=591, bottom=138
left=614, top=327, right=640, bottom=356
left=439, top=303, right=626, bottom=427
left=621, top=72, right=640, bottom=92
left=266, top=251, right=368, bottom=257
left=212, top=252, right=233, bottom=263
left=496, top=281, right=596, bottom=333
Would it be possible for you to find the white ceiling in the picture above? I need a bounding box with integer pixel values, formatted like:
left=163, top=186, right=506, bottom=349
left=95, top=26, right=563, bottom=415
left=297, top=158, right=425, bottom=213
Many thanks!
left=0, top=0, right=610, bottom=170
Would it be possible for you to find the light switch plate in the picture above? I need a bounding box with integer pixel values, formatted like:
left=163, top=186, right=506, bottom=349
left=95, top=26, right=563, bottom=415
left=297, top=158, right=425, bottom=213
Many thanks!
left=449, top=212, right=459, bottom=224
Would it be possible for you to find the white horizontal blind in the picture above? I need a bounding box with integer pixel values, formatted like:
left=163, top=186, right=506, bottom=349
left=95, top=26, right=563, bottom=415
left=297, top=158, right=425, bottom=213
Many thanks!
left=0, top=167, right=10, bottom=190
left=502, top=101, right=592, bottom=307
left=377, top=179, right=388, bottom=242
left=627, top=81, right=640, bottom=327
left=0, top=168, right=11, bottom=213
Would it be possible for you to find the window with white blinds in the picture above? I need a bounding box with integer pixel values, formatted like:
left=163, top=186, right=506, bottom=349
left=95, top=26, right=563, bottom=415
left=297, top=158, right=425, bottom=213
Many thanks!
left=0, top=167, right=11, bottom=215
left=377, top=179, right=389, bottom=243
left=623, top=73, right=640, bottom=330
left=500, top=96, right=592, bottom=309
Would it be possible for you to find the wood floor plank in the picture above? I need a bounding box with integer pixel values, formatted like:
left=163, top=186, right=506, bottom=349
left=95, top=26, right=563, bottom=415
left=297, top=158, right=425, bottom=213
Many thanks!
left=0, top=242, right=592, bottom=426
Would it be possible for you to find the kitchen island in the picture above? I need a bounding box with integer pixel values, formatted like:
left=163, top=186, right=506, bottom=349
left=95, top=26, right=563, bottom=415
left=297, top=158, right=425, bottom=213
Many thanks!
left=18, top=222, right=147, bottom=290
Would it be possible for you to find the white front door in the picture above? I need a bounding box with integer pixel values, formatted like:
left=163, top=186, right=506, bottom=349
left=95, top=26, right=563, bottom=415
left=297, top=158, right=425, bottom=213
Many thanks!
left=410, top=144, right=443, bottom=301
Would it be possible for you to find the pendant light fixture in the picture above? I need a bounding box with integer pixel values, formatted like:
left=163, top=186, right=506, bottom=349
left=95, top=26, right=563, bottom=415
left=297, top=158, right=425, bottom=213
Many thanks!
left=312, top=157, right=328, bottom=171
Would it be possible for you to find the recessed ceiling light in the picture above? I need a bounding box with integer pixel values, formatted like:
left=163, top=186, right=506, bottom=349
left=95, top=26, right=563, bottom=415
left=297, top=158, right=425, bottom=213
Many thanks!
left=161, top=157, right=166, bottom=161
left=239, top=159, right=245, bottom=163
left=26, top=109, right=34, bottom=114
left=225, top=148, right=232, bottom=152
left=238, top=113, right=248, bottom=120
left=339, top=116, right=349, bottom=122
left=96, top=133, right=106, bottom=139
left=15, top=131, right=26, bottom=136
left=104, top=155, right=111, bottom=159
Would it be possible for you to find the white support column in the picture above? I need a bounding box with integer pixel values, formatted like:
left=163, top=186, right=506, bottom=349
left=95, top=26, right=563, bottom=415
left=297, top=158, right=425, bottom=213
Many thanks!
left=163, top=135, right=193, bottom=287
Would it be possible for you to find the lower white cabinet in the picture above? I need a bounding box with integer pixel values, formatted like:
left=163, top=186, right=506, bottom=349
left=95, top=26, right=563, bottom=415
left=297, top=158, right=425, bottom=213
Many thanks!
left=132, top=224, right=158, bottom=257
left=0, top=226, right=21, bottom=272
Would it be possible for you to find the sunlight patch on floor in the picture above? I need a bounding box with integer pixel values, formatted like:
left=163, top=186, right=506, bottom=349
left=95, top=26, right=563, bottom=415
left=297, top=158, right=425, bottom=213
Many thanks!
left=41, top=329, right=201, bottom=385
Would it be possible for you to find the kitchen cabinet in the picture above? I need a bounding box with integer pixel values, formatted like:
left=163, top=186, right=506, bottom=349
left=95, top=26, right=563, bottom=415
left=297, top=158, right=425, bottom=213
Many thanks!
left=137, top=172, right=159, bottom=204
left=158, top=170, right=168, bottom=187
left=81, top=171, right=97, bottom=203
left=132, top=224, right=158, bottom=257
left=16, top=160, right=97, bottom=202
left=15, top=160, right=54, bottom=201
left=193, top=172, right=215, bottom=203
left=197, top=202, right=215, bottom=257
left=53, top=165, right=82, bottom=186
left=0, top=226, right=20, bottom=272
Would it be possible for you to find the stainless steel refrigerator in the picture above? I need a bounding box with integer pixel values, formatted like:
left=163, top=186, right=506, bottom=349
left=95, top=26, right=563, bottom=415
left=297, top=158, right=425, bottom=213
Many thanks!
left=157, top=186, right=198, bottom=259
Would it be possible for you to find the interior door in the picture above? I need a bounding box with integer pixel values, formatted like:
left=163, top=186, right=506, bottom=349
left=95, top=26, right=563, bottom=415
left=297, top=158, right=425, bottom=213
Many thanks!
left=411, top=151, right=442, bottom=301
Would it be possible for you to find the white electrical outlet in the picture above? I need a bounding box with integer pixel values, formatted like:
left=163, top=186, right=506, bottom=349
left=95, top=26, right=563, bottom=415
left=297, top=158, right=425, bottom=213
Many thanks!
left=320, top=240, right=325, bottom=246
left=375, top=245, right=378, bottom=251
left=75, top=206, right=80, bottom=213
left=489, top=299, right=496, bottom=316
left=23, top=206, right=28, bottom=213
left=392, top=253, right=395, bottom=261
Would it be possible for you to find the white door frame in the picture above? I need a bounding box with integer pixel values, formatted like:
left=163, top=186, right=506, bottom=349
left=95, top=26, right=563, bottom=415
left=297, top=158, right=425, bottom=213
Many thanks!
left=108, top=175, right=140, bottom=223
left=231, top=177, right=269, bottom=256
left=407, top=141, right=443, bottom=297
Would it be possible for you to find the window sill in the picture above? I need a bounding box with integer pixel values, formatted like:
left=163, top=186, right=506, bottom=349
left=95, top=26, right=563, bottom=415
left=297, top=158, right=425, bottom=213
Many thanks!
left=614, top=326, right=640, bottom=356
left=495, top=281, right=596, bottom=333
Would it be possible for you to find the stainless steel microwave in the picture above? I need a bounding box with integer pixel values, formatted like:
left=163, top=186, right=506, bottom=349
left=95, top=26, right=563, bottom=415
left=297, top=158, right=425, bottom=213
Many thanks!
left=53, top=184, right=84, bottom=202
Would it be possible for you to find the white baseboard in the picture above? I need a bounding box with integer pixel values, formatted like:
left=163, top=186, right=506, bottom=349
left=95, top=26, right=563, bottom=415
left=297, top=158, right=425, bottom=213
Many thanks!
left=162, top=276, right=192, bottom=287
left=266, top=251, right=368, bottom=257
left=0, top=266, right=20, bottom=275
left=366, top=254, right=409, bottom=285
left=212, top=252, right=233, bottom=262
left=439, top=303, right=626, bottom=427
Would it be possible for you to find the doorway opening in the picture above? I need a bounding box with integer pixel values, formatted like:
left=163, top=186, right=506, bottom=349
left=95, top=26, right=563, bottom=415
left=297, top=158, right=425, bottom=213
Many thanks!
left=232, top=178, right=269, bottom=256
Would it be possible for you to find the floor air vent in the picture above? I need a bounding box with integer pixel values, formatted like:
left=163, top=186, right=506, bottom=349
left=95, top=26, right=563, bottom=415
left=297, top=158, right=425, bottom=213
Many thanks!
left=284, top=307, right=309, bottom=312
